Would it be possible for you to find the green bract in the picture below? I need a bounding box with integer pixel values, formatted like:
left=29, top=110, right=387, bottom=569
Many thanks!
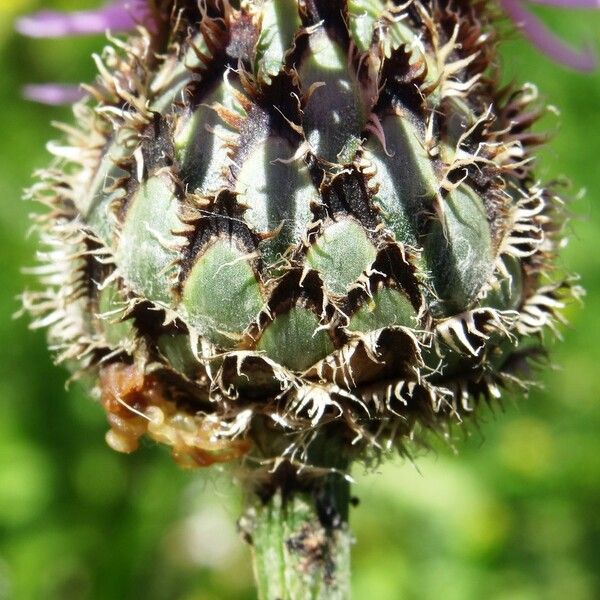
left=25, top=0, right=575, bottom=470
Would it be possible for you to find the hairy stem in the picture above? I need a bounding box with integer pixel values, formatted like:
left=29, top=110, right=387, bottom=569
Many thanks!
left=241, top=466, right=352, bottom=600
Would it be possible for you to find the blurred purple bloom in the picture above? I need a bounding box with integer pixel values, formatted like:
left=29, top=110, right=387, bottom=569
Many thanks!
left=16, top=0, right=147, bottom=38
left=500, top=0, right=600, bottom=70
left=17, top=0, right=148, bottom=104
left=23, top=84, right=86, bottom=105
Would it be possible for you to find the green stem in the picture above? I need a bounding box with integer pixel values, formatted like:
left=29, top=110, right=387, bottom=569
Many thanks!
left=240, top=463, right=352, bottom=600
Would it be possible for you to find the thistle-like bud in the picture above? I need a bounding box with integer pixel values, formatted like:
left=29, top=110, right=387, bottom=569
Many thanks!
left=21, top=1, right=589, bottom=596
left=22, top=0, right=581, bottom=475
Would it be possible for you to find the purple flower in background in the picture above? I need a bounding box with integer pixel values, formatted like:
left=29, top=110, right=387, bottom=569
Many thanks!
left=15, top=0, right=600, bottom=104
left=16, top=0, right=146, bottom=38
left=22, top=83, right=88, bottom=106
left=16, top=0, right=148, bottom=104
left=500, top=0, right=600, bottom=71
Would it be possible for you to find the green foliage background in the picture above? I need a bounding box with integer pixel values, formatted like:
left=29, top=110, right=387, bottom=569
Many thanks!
left=0, top=2, right=599, bottom=598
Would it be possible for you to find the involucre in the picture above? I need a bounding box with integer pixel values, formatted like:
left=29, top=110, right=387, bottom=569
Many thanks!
left=24, top=0, right=575, bottom=469
left=23, top=1, right=579, bottom=594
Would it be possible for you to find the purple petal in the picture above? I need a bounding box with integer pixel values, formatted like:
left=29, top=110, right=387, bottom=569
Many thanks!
left=16, top=1, right=146, bottom=38
left=23, top=84, right=86, bottom=105
left=528, top=0, right=600, bottom=8
left=501, top=0, right=598, bottom=70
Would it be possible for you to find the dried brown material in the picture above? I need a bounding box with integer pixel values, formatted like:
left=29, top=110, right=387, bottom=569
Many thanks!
left=100, top=362, right=251, bottom=466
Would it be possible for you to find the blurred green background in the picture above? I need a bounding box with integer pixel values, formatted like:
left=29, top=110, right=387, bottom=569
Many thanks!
left=0, top=1, right=599, bottom=599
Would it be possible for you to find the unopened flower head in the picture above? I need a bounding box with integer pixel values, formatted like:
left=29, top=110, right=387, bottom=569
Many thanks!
left=19, top=0, right=583, bottom=471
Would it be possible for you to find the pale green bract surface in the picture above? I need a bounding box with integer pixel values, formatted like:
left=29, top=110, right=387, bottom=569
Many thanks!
left=348, top=287, right=418, bottom=333
left=181, top=240, right=264, bottom=348
left=300, top=28, right=366, bottom=163
left=425, top=185, right=494, bottom=315
left=257, top=306, right=334, bottom=372
left=117, top=175, right=184, bottom=305
left=236, top=136, right=314, bottom=269
left=305, top=220, right=377, bottom=296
